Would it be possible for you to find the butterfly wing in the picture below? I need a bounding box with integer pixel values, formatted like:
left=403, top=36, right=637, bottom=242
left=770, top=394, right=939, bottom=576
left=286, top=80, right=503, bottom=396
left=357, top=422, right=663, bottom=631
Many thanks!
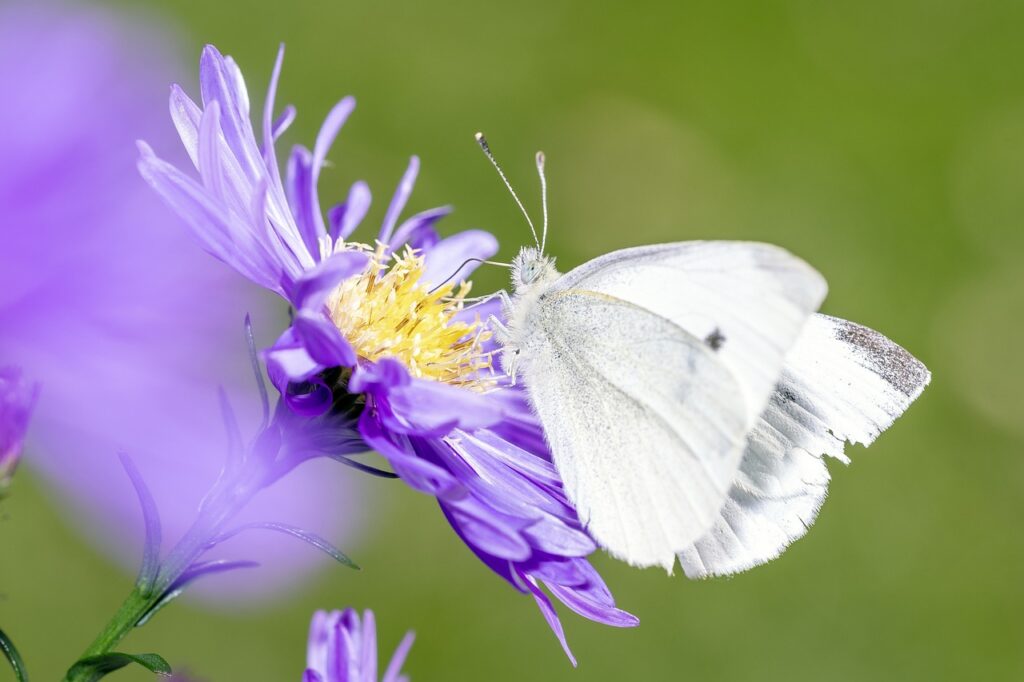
left=677, top=314, right=931, bottom=578
left=518, top=289, right=749, bottom=570
left=551, top=241, right=829, bottom=431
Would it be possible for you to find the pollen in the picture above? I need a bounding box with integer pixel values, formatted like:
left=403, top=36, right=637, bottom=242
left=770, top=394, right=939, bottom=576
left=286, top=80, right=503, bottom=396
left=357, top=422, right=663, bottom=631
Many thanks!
left=327, top=245, right=494, bottom=389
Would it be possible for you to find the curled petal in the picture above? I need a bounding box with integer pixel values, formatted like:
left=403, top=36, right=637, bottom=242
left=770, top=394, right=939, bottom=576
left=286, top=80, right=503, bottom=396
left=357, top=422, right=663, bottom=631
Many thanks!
left=293, top=312, right=358, bottom=368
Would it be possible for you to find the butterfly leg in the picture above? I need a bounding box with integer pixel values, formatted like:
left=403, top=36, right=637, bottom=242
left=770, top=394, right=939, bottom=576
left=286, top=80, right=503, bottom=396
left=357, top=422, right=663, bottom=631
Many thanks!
left=486, top=313, right=520, bottom=385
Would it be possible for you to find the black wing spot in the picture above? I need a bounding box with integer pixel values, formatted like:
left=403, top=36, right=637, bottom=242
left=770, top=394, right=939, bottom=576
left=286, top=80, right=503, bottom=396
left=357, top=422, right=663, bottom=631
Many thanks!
left=705, top=328, right=726, bottom=351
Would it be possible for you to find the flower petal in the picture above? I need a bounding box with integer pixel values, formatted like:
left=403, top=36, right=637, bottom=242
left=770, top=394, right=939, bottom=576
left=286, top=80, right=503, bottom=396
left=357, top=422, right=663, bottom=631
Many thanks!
left=294, top=311, right=358, bottom=368
left=378, top=156, right=419, bottom=244
left=328, top=181, right=372, bottom=241
left=288, top=250, right=370, bottom=311
left=384, top=378, right=505, bottom=436
left=545, top=581, right=640, bottom=629
left=381, top=631, right=415, bottom=682
left=420, top=229, right=500, bottom=287
left=517, top=570, right=577, bottom=666
left=169, top=84, right=202, bottom=168
left=388, top=205, right=452, bottom=252
left=445, top=498, right=533, bottom=562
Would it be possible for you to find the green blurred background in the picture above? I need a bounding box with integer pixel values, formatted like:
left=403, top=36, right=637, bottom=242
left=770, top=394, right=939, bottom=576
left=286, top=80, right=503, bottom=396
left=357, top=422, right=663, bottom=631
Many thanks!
left=3, top=0, right=1023, bottom=679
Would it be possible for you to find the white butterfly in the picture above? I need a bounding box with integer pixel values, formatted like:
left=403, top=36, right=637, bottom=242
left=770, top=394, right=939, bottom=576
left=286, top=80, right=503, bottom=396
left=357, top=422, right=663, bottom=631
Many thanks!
left=475, top=135, right=931, bottom=574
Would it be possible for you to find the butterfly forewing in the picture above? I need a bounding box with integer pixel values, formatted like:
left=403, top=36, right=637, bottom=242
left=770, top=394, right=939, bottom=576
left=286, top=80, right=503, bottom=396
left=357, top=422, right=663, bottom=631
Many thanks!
left=550, top=241, right=828, bottom=430
left=518, top=289, right=749, bottom=570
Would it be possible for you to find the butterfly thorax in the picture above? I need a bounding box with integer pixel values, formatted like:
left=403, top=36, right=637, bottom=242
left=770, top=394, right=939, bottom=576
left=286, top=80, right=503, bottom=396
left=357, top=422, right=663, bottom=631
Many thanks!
left=499, top=247, right=561, bottom=373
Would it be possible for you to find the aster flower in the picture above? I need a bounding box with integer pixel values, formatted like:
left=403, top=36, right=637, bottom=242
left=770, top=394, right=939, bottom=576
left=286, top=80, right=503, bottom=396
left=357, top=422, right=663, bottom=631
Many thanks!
left=0, top=368, right=38, bottom=494
left=0, top=0, right=359, bottom=600
left=138, top=43, right=637, bottom=662
left=305, top=609, right=414, bottom=682
left=58, top=342, right=369, bottom=680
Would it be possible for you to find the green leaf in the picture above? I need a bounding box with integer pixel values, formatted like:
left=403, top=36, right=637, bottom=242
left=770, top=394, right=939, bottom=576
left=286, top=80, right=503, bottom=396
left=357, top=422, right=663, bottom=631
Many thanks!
left=66, top=652, right=171, bottom=680
left=0, top=627, right=30, bottom=682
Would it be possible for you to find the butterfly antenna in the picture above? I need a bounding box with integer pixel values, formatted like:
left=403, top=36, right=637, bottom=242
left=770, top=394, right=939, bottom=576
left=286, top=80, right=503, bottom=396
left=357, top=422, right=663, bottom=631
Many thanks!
left=428, top=257, right=512, bottom=294
left=475, top=132, right=541, bottom=248
left=536, top=151, right=549, bottom=253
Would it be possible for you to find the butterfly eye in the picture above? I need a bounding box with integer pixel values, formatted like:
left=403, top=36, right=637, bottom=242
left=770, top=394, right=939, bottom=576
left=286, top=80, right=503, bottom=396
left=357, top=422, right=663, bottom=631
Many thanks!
left=521, top=262, right=538, bottom=284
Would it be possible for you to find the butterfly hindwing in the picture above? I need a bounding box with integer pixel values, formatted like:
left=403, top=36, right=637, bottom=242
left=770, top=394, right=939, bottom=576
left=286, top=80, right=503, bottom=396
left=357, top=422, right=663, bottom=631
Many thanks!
left=678, top=314, right=931, bottom=578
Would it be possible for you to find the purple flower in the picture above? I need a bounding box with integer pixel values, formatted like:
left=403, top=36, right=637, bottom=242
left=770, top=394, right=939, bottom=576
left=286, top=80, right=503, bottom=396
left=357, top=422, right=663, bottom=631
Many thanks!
left=0, top=367, right=38, bottom=493
left=305, top=609, right=414, bottom=682
left=0, top=2, right=359, bottom=601
left=139, top=44, right=637, bottom=661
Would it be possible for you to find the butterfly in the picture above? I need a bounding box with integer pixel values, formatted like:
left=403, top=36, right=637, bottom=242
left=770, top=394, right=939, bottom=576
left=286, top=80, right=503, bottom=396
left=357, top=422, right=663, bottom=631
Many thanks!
left=475, top=134, right=931, bottom=575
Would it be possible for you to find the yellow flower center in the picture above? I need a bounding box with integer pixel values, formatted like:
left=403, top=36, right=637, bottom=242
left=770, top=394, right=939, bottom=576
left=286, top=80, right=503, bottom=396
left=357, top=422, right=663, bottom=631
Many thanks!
left=327, top=245, right=494, bottom=390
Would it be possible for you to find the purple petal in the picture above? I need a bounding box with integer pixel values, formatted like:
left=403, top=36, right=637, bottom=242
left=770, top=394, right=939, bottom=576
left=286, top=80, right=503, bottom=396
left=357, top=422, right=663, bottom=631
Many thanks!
left=438, top=439, right=564, bottom=520
left=266, top=328, right=323, bottom=384
left=445, top=498, right=533, bottom=561
left=287, top=146, right=322, bottom=259
left=137, top=143, right=283, bottom=293
left=360, top=608, right=377, bottom=680
left=545, top=581, right=640, bottom=628
left=328, top=181, right=372, bottom=241
left=312, top=97, right=356, bottom=176
left=200, top=45, right=262, bottom=181
left=293, top=311, right=358, bottom=368
left=271, top=104, right=296, bottom=142
left=378, top=156, right=419, bottom=244
left=306, top=610, right=331, bottom=672
left=308, top=98, right=357, bottom=240
left=420, top=229, right=500, bottom=288
left=388, top=206, right=452, bottom=252
left=381, top=631, right=415, bottom=682
left=260, top=44, right=286, bottom=192
left=169, top=84, right=202, bottom=168
left=518, top=570, right=578, bottom=666
left=287, top=250, right=369, bottom=311
left=454, top=429, right=562, bottom=489
left=348, top=358, right=411, bottom=393
left=357, top=411, right=460, bottom=496
left=522, top=557, right=591, bottom=588
left=522, top=514, right=596, bottom=557
left=383, top=378, right=504, bottom=436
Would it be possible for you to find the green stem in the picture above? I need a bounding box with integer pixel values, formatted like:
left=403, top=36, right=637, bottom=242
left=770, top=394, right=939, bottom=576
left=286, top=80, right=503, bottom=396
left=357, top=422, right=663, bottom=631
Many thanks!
left=62, top=587, right=161, bottom=682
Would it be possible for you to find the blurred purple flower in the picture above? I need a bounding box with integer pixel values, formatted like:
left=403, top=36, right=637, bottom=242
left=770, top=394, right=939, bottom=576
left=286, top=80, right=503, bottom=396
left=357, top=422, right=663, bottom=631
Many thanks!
left=0, top=368, right=38, bottom=493
left=305, top=609, right=414, bottom=682
left=139, top=44, right=637, bottom=661
left=0, top=2, right=360, bottom=600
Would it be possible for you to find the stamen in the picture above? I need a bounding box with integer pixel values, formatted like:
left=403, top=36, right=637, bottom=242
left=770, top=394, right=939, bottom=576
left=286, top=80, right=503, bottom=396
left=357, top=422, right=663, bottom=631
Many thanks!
left=327, top=244, right=495, bottom=390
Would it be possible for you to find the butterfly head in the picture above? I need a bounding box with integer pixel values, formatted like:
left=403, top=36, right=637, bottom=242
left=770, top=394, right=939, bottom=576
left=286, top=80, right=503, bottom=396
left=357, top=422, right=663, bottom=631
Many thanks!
left=512, top=246, right=558, bottom=292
